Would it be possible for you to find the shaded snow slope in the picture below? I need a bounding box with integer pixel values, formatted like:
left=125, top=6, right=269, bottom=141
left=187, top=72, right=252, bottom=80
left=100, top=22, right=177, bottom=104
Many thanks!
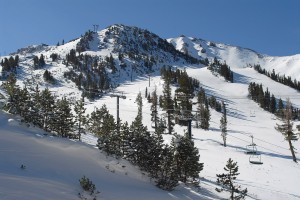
left=0, top=111, right=217, bottom=200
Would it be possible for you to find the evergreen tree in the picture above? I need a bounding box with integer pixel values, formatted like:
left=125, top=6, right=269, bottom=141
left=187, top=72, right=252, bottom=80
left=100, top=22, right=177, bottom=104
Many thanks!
left=17, top=86, right=31, bottom=122
left=277, top=98, right=284, bottom=119
left=220, top=101, right=228, bottom=147
left=30, top=85, right=42, bottom=127
left=269, top=94, right=277, bottom=114
left=74, top=96, right=86, bottom=140
left=40, top=88, right=56, bottom=132
left=156, top=145, right=179, bottom=191
left=145, top=87, right=148, bottom=98
left=54, top=97, right=74, bottom=137
left=148, top=129, right=165, bottom=179
left=39, top=54, right=46, bottom=67
left=216, top=158, right=248, bottom=200
left=96, top=105, right=119, bottom=156
left=2, top=73, right=20, bottom=113
left=198, top=103, right=210, bottom=130
left=172, top=134, right=203, bottom=183
left=151, top=87, right=159, bottom=130
left=161, top=77, right=174, bottom=134
left=275, top=98, right=298, bottom=162
left=135, top=91, right=143, bottom=125
left=43, top=70, right=55, bottom=83
left=129, top=117, right=152, bottom=168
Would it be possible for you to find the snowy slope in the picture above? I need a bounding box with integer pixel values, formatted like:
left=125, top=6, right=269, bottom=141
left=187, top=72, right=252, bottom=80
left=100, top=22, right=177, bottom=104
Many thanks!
left=0, top=111, right=218, bottom=200
left=168, top=36, right=300, bottom=80
left=1, top=24, right=300, bottom=199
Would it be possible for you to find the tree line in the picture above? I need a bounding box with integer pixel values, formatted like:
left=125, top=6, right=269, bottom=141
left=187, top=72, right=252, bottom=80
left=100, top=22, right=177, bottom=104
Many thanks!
left=253, top=64, right=300, bottom=91
left=0, top=55, right=19, bottom=76
left=248, top=82, right=300, bottom=119
left=2, top=73, right=85, bottom=139
left=208, top=57, right=233, bottom=82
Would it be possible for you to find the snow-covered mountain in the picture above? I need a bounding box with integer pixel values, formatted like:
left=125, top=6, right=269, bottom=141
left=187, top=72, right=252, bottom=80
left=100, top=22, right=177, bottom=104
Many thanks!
left=1, top=24, right=300, bottom=200
left=168, top=35, right=300, bottom=80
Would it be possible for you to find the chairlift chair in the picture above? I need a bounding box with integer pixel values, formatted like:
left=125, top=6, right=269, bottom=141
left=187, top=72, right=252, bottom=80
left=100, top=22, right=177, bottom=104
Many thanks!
left=249, top=154, right=263, bottom=165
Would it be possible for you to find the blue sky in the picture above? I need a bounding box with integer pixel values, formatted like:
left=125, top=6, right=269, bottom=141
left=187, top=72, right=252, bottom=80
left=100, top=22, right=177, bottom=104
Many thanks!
left=0, top=0, right=299, bottom=56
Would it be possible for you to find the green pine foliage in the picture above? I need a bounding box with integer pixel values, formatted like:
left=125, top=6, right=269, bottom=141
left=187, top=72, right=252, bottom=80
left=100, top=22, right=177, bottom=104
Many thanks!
left=53, top=97, right=74, bottom=138
left=2, top=73, right=20, bottom=113
left=40, top=88, right=56, bottom=132
left=43, top=70, right=55, bottom=83
left=0, top=55, right=19, bottom=75
left=155, top=145, right=179, bottom=191
left=150, top=87, right=160, bottom=130
left=79, top=176, right=96, bottom=194
left=161, top=76, right=174, bottom=134
left=171, top=134, right=203, bottom=184
left=33, top=54, right=46, bottom=69
left=216, top=158, right=248, bottom=200
left=135, top=92, right=143, bottom=125
left=248, top=82, right=300, bottom=119
left=208, top=57, right=233, bottom=82
left=253, top=64, right=300, bottom=91
left=74, top=96, right=86, bottom=140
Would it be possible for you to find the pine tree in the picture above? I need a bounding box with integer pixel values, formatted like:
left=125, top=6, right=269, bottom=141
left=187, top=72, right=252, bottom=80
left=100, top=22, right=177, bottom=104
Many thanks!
left=2, top=73, right=20, bottom=113
left=269, top=94, right=277, bottom=114
left=18, top=86, right=31, bottom=122
left=275, top=98, right=298, bottom=162
left=96, top=105, right=119, bottom=156
left=161, top=77, right=174, bottom=134
left=54, top=97, right=74, bottom=137
left=220, top=101, right=228, bottom=147
left=151, top=87, right=159, bottom=130
left=172, top=134, right=203, bottom=184
left=33, top=56, right=39, bottom=68
left=277, top=98, right=284, bottom=119
left=40, top=88, right=56, bottom=132
left=148, top=129, right=164, bottom=179
left=74, top=96, right=86, bottom=140
left=39, top=54, right=46, bottom=67
left=156, top=145, right=179, bottom=191
left=135, top=92, right=143, bottom=125
left=198, top=103, right=210, bottom=130
left=216, top=158, right=248, bottom=200
left=30, top=85, right=42, bottom=127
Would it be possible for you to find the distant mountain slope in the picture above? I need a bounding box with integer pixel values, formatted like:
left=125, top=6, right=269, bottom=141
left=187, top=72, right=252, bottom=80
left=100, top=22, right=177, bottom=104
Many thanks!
left=168, top=36, right=300, bottom=80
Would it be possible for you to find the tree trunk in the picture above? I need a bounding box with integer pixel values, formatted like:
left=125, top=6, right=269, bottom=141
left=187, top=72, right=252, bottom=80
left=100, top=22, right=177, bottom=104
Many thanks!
left=288, top=139, right=297, bottom=162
